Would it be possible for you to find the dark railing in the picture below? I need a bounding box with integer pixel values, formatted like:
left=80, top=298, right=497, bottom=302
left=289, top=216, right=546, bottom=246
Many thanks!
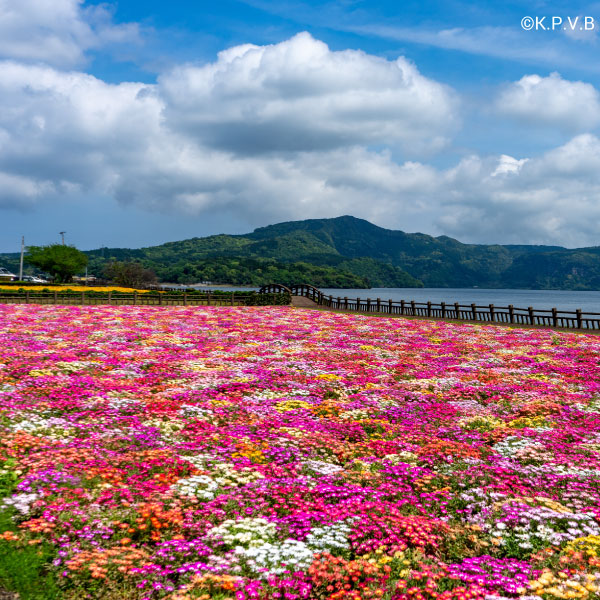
left=266, top=284, right=600, bottom=331
left=290, top=284, right=324, bottom=303
left=2, top=283, right=599, bottom=330
left=0, top=291, right=246, bottom=307
left=258, top=284, right=293, bottom=295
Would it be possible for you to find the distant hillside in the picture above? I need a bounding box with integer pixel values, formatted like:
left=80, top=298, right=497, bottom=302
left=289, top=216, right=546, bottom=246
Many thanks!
left=2, top=215, right=600, bottom=289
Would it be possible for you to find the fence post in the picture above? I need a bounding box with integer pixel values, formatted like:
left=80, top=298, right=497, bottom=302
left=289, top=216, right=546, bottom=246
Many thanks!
left=81, top=291, right=85, bottom=305
left=107, top=291, right=112, bottom=305
left=427, top=301, right=432, bottom=317
left=26, top=291, right=30, bottom=304
left=552, top=307, right=558, bottom=328
left=337, top=296, right=341, bottom=309
left=366, top=298, right=371, bottom=312
left=471, top=303, right=477, bottom=321
left=54, top=290, right=58, bottom=305
left=400, top=300, right=405, bottom=315
left=183, top=292, right=187, bottom=306
left=441, top=301, right=446, bottom=318
left=388, top=298, right=392, bottom=314
left=356, top=297, right=360, bottom=311
left=207, top=291, right=211, bottom=306
left=376, top=298, right=381, bottom=312
left=231, top=293, right=235, bottom=306
left=489, top=303, right=495, bottom=322
left=454, top=302, right=460, bottom=320
left=411, top=300, right=416, bottom=316
left=134, top=291, right=138, bottom=305
left=508, top=304, right=514, bottom=324
left=344, top=297, right=348, bottom=310
left=158, top=293, right=162, bottom=306
left=577, top=309, right=583, bottom=329
left=528, top=306, right=534, bottom=325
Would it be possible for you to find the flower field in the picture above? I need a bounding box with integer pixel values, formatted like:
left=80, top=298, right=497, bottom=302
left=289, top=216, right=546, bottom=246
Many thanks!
left=1, top=304, right=600, bottom=600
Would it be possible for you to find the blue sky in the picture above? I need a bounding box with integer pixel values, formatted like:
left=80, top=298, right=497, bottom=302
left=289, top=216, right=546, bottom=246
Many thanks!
left=2, top=0, right=600, bottom=252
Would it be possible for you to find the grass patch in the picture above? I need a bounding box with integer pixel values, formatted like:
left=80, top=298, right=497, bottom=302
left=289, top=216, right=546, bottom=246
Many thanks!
left=0, top=509, right=61, bottom=599
left=0, top=462, right=61, bottom=600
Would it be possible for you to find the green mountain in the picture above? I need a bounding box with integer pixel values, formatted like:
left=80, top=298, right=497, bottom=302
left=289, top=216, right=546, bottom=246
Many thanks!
left=1, top=215, right=599, bottom=289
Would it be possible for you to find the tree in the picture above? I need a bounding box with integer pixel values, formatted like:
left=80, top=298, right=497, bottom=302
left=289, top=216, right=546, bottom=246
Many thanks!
left=103, top=261, right=158, bottom=288
left=25, top=244, right=88, bottom=283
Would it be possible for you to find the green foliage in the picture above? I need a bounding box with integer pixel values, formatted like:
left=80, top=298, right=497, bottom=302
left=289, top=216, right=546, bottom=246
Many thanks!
left=24, top=245, right=87, bottom=283
left=1, top=215, right=599, bottom=288
left=499, top=251, right=600, bottom=290
left=0, top=459, right=17, bottom=497
left=243, top=292, right=291, bottom=305
left=103, top=261, right=158, bottom=288
left=89, top=255, right=370, bottom=288
left=0, top=460, right=60, bottom=599
left=337, top=257, right=423, bottom=287
left=0, top=511, right=61, bottom=599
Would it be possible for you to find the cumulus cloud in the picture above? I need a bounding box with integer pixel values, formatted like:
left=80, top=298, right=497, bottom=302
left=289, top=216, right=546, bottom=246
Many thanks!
left=1, top=30, right=600, bottom=247
left=0, top=33, right=459, bottom=213
left=436, top=134, right=600, bottom=246
left=0, top=57, right=435, bottom=221
left=496, top=72, right=600, bottom=131
left=159, top=32, right=459, bottom=155
left=491, top=155, right=528, bottom=177
left=0, top=0, right=139, bottom=67
left=0, top=60, right=165, bottom=212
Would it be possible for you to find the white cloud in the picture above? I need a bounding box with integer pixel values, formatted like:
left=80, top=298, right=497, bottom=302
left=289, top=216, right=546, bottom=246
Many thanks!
left=0, top=0, right=139, bottom=67
left=2, top=32, right=600, bottom=247
left=0, top=60, right=162, bottom=206
left=159, top=32, right=459, bottom=155
left=436, top=135, right=600, bottom=246
left=491, top=155, right=528, bottom=177
left=0, top=33, right=460, bottom=225
left=496, top=72, right=600, bottom=131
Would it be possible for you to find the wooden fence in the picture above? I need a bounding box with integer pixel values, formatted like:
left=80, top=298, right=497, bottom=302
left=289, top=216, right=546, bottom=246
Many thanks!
left=0, top=291, right=246, bottom=307
left=258, top=283, right=600, bottom=331
left=320, top=296, right=600, bottom=330
left=3, top=284, right=599, bottom=330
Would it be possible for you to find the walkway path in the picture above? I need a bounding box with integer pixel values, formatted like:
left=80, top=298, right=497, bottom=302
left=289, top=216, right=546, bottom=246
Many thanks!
left=291, top=295, right=320, bottom=308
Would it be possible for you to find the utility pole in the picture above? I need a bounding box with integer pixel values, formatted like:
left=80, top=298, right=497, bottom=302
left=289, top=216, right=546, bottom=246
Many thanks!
left=59, top=231, right=66, bottom=245
left=18, top=236, right=24, bottom=281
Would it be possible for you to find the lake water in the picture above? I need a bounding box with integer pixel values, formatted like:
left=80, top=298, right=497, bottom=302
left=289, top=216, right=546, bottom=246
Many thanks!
left=318, top=288, right=600, bottom=314
left=168, top=285, right=600, bottom=314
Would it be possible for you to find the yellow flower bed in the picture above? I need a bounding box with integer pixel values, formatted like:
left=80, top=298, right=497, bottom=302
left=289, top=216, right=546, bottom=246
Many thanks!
left=565, top=535, right=600, bottom=557
left=0, top=285, right=155, bottom=293
left=274, top=399, right=312, bottom=412
left=529, top=568, right=600, bottom=598
left=507, top=415, right=556, bottom=429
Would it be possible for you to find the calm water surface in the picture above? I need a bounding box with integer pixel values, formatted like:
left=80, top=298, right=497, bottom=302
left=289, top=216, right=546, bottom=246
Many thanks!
left=319, top=288, right=600, bottom=314
left=171, top=285, right=600, bottom=314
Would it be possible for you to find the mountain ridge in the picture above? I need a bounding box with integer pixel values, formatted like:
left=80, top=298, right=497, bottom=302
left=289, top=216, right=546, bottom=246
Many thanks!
left=1, top=215, right=599, bottom=289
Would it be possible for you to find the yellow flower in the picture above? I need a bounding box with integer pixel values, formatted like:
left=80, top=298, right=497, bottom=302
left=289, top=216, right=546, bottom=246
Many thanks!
left=274, top=400, right=312, bottom=412
left=1, top=285, right=155, bottom=293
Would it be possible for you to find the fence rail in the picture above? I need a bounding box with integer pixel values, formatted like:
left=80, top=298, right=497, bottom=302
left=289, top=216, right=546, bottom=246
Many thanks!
left=3, top=284, right=599, bottom=330
left=0, top=291, right=246, bottom=307
left=322, top=295, right=600, bottom=330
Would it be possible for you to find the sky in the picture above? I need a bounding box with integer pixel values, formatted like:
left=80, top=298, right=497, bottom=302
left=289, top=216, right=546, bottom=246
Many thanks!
left=2, top=0, right=600, bottom=252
